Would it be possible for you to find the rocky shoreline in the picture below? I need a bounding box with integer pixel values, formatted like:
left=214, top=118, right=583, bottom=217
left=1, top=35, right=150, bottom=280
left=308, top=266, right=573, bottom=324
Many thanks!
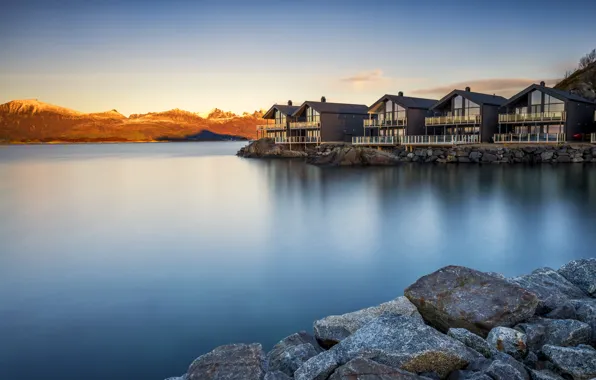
left=236, top=138, right=596, bottom=166
left=165, top=258, right=596, bottom=380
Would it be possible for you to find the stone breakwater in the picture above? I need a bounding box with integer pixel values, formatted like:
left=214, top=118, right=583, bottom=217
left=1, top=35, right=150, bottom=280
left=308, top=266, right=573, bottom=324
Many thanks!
left=237, top=138, right=596, bottom=166
left=165, top=258, right=596, bottom=380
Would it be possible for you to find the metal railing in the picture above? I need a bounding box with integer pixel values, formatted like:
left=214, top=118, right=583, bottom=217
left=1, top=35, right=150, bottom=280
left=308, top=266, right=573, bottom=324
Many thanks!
left=498, top=112, right=566, bottom=123
left=493, top=133, right=566, bottom=144
left=402, top=135, right=479, bottom=145
left=364, top=118, right=407, bottom=128
left=425, top=115, right=481, bottom=126
left=290, top=121, right=320, bottom=129
left=274, top=136, right=321, bottom=144
left=352, top=136, right=399, bottom=145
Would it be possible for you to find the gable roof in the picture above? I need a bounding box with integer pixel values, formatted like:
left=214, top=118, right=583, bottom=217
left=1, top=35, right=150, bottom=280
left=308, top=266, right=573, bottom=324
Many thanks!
left=368, top=94, right=438, bottom=112
left=502, top=84, right=595, bottom=107
left=292, top=101, right=369, bottom=117
left=432, top=89, right=507, bottom=110
left=262, top=104, right=301, bottom=119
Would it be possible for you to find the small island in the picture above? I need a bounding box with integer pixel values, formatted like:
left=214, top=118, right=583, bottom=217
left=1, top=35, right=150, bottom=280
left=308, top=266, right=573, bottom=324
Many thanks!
left=165, top=258, right=596, bottom=380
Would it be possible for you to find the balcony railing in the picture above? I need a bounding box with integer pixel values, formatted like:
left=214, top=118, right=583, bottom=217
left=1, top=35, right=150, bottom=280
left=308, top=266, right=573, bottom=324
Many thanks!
left=402, top=135, right=479, bottom=145
left=274, top=136, right=320, bottom=144
left=425, top=115, right=481, bottom=126
left=498, top=112, right=566, bottom=123
left=352, top=136, right=399, bottom=146
left=257, top=123, right=286, bottom=130
left=364, top=118, right=407, bottom=128
left=290, top=120, right=320, bottom=129
left=494, top=133, right=566, bottom=144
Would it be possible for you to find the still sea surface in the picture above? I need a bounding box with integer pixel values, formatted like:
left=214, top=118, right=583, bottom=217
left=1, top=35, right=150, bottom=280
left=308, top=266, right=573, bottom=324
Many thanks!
left=1, top=142, right=595, bottom=380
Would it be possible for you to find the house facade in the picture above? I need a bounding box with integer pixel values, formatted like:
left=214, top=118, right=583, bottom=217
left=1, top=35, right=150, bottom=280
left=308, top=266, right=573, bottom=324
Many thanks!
left=353, top=92, right=437, bottom=146
left=423, top=87, right=507, bottom=144
left=288, top=97, right=368, bottom=144
left=496, top=82, right=596, bottom=143
left=257, top=101, right=300, bottom=141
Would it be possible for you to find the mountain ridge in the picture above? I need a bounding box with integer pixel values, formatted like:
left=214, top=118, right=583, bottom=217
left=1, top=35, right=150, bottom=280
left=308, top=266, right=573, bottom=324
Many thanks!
left=0, top=99, right=264, bottom=143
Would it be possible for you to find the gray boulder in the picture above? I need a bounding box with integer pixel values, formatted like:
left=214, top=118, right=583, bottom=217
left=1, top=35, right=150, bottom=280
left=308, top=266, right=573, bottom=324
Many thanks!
left=544, top=302, right=577, bottom=320
left=542, top=344, right=596, bottom=380
left=267, top=332, right=322, bottom=376
left=264, top=371, right=291, bottom=380
left=529, top=370, right=565, bottom=380
left=558, top=259, right=596, bottom=297
left=447, top=328, right=492, bottom=358
left=314, top=297, right=422, bottom=347
left=446, top=371, right=492, bottom=379
left=187, top=343, right=265, bottom=380
left=485, top=360, right=529, bottom=380
left=486, top=327, right=528, bottom=360
left=570, top=299, right=596, bottom=344
left=515, top=318, right=592, bottom=352
left=510, top=267, right=588, bottom=314
left=404, top=266, right=539, bottom=337
left=295, top=315, right=482, bottom=380
left=328, top=358, right=430, bottom=379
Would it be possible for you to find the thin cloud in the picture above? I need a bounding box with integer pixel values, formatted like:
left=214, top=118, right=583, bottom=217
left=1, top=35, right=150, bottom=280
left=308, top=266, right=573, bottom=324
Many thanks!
left=341, top=69, right=386, bottom=83
left=412, top=78, right=561, bottom=98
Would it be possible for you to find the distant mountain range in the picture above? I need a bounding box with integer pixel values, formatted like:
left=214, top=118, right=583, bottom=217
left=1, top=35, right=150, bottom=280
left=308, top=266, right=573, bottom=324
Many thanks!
left=0, top=99, right=263, bottom=143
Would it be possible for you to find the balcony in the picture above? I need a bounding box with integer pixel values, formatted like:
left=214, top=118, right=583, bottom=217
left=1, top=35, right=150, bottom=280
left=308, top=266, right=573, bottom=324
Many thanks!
left=352, top=136, right=399, bottom=146
left=494, top=133, right=566, bottom=144
left=498, top=112, right=566, bottom=123
left=290, top=120, right=320, bottom=129
left=364, top=118, right=407, bottom=128
left=257, top=123, right=286, bottom=131
left=274, top=136, right=320, bottom=144
left=425, top=115, right=481, bottom=126
left=401, top=135, right=479, bottom=145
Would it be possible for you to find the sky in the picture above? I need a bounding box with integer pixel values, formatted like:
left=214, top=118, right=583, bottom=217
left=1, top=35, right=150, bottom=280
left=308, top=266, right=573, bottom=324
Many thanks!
left=0, top=0, right=595, bottom=116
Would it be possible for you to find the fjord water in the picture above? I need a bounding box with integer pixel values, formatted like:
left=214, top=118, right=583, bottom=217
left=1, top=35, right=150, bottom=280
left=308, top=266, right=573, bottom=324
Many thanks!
left=1, top=143, right=595, bottom=380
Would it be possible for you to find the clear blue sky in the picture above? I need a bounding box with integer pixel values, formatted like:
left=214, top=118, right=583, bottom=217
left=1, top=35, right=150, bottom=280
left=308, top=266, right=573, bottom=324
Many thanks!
left=1, top=0, right=594, bottom=115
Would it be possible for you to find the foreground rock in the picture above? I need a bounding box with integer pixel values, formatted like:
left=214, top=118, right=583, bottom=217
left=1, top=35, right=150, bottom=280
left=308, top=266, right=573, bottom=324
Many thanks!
left=314, top=297, right=422, bottom=348
left=307, top=144, right=400, bottom=166
left=404, top=266, right=539, bottom=337
left=267, top=332, right=322, bottom=377
left=558, top=258, right=596, bottom=297
left=237, top=138, right=308, bottom=159
left=510, top=267, right=589, bottom=315
left=570, top=299, right=596, bottom=344
left=542, top=344, right=596, bottom=379
left=486, top=327, right=528, bottom=360
left=186, top=343, right=265, bottom=380
left=295, top=315, right=482, bottom=380
left=515, top=318, right=592, bottom=352
left=328, top=358, right=431, bottom=379
left=447, top=328, right=492, bottom=358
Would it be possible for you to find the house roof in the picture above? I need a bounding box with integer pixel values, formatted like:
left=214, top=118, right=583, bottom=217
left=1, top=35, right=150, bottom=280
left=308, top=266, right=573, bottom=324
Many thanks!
left=368, top=94, right=438, bottom=112
left=432, top=89, right=507, bottom=110
left=292, top=101, right=369, bottom=117
left=502, top=84, right=595, bottom=107
left=262, top=104, right=301, bottom=119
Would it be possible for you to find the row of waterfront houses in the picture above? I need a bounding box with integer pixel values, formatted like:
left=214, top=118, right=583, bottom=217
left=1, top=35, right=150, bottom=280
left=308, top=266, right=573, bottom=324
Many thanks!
left=256, top=82, right=596, bottom=146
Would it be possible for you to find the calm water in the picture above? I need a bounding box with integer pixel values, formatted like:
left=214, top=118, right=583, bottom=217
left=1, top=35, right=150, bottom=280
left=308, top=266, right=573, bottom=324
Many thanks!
left=1, top=142, right=595, bottom=380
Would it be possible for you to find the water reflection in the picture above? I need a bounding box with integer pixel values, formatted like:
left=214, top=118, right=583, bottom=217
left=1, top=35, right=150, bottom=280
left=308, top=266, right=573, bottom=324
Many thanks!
left=0, top=144, right=595, bottom=380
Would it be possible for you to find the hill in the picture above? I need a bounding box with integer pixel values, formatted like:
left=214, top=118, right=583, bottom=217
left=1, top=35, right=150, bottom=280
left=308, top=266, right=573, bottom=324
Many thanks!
left=555, top=61, right=596, bottom=101
left=0, top=99, right=263, bottom=143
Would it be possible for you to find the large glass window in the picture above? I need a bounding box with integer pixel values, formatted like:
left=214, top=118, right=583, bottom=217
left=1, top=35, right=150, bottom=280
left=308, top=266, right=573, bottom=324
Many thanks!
left=394, top=105, right=406, bottom=120
left=385, top=100, right=393, bottom=122
left=544, top=94, right=564, bottom=113
left=306, top=107, right=319, bottom=122
left=530, top=90, right=542, bottom=113
left=452, top=96, right=479, bottom=117
left=274, top=109, right=286, bottom=125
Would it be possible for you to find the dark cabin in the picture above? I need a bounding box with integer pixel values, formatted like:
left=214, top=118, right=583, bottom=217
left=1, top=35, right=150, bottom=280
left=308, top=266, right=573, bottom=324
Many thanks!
left=426, top=87, right=507, bottom=143
left=498, top=82, right=596, bottom=142
left=363, top=92, right=438, bottom=143
left=258, top=100, right=300, bottom=140
left=290, top=97, right=368, bottom=143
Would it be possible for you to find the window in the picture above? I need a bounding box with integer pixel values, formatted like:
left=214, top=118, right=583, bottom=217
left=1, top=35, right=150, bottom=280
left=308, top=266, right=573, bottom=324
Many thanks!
left=385, top=100, right=393, bottom=122
left=394, top=105, right=406, bottom=121
left=306, top=107, right=319, bottom=123
left=544, top=95, right=564, bottom=113
left=530, top=90, right=542, bottom=113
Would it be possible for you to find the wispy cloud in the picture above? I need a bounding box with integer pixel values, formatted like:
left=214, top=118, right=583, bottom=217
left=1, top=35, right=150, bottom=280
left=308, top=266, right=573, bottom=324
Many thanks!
left=341, top=69, right=387, bottom=84
left=412, top=78, right=561, bottom=98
